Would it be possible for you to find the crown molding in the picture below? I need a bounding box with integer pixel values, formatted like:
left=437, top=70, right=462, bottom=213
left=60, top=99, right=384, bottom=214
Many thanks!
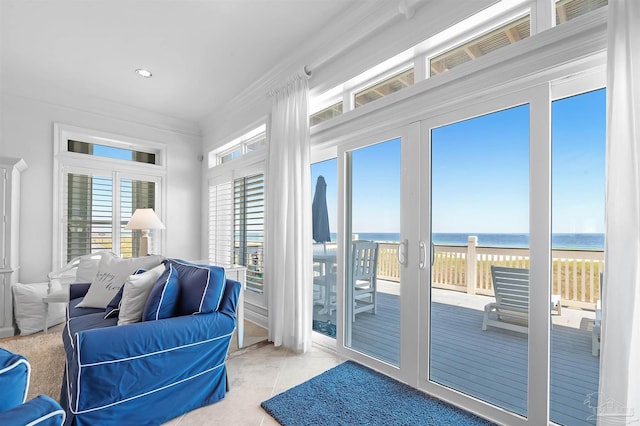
left=1, top=87, right=201, bottom=138
left=200, top=0, right=407, bottom=127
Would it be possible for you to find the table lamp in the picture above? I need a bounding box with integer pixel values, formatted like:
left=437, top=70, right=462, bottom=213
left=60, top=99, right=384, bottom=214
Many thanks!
left=126, top=208, right=165, bottom=256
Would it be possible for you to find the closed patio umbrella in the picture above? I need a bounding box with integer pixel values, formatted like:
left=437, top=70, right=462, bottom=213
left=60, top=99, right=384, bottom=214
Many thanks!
left=312, top=176, right=331, bottom=246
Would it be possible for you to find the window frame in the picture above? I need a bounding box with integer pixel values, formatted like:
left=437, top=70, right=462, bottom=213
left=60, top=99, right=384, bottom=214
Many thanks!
left=53, top=123, right=167, bottom=269
left=208, top=124, right=267, bottom=168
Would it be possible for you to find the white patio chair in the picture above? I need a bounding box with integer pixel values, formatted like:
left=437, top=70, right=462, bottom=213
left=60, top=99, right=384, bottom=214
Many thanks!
left=592, top=272, right=603, bottom=356
left=351, top=240, right=378, bottom=322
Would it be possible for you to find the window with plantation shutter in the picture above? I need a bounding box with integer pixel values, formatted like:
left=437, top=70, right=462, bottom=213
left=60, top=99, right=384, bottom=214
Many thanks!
left=54, top=124, right=166, bottom=269
left=64, top=171, right=158, bottom=263
left=208, top=173, right=265, bottom=294
left=208, top=181, right=233, bottom=265
left=207, top=124, right=267, bottom=307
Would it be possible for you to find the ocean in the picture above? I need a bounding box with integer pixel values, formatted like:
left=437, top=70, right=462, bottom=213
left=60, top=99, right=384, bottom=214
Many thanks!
left=331, top=232, right=604, bottom=250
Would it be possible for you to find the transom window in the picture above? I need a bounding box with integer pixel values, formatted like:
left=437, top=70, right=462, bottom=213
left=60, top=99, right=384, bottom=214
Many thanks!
left=429, top=15, right=530, bottom=76
left=556, top=0, right=608, bottom=25
left=354, top=68, right=415, bottom=108
left=310, top=102, right=343, bottom=126
left=208, top=124, right=266, bottom=168
left=67, top=140, right=157, bottom=164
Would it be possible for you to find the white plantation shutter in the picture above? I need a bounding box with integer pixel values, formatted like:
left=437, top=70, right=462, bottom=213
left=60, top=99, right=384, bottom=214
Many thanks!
left=63, top=170, right=159, bottom=263
left=208, top=173, right=265, bottom=293
left=65, top=172, right=114, bottom=260
left=208, top=180, right=233, bottom=265
left=234, top=173, right=265, bottom=293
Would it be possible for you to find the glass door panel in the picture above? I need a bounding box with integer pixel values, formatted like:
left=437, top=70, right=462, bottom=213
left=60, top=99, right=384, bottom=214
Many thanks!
left=311, top=158, right=338, bottom=339
left=429, top=105, right=530, bottom=416
left=550, top=88, right=605, bottom=425
left=346, top=137, right=401, bottom=366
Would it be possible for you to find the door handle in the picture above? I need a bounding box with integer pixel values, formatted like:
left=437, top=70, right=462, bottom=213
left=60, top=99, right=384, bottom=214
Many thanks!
left=431, top=242, right=435, bottom=266
left=419, top=240, right=428, bottom=270
left=397, top=239, right=408, bottom=266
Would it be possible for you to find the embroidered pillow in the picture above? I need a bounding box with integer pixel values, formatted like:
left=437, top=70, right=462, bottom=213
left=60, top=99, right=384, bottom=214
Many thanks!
left=76, top=251, right=116, bottom=283
left=142, top=263, right=180, bottom=321
left=76, top=254, right=164, bottom=309
left=169, top=259, right=226, bottom=315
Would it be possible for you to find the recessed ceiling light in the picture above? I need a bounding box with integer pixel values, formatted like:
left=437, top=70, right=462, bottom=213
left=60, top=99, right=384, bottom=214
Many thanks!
left=135, top=68, right=152, bottom=78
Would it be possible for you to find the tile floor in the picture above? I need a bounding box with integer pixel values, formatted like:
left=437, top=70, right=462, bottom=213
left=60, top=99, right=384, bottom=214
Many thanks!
left=163, top=342, right=344, bottom=425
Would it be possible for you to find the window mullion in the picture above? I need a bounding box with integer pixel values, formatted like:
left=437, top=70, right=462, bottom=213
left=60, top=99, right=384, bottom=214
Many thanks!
left=113, top=171, right=121, bottom=256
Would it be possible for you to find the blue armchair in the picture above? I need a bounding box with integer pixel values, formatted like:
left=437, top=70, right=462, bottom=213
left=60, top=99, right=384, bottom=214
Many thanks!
left=0, top=347, right=66, bottom=425
left=60, top=259, right=241, bottom=426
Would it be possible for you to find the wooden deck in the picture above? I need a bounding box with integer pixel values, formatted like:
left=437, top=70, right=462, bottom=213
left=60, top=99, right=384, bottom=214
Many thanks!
left=313, top=289, right=599, bottom=425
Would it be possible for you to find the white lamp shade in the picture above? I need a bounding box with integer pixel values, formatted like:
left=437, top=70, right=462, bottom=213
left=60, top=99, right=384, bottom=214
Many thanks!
left=126, top=208, right=165, bottom=230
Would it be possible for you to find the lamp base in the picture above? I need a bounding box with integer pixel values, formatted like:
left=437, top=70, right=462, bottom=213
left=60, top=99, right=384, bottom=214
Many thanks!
left=138, top=230, right=150, bottom=257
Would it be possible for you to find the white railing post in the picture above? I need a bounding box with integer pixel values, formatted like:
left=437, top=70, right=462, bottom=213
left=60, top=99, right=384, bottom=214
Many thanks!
left=466, top=236, right=477, bottom=295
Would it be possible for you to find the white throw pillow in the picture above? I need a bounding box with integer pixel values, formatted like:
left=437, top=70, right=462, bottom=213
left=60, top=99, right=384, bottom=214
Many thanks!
left=76, top=254, right=164, bottom=309
left=13, top=282, right=65, bottom=335
left=118, top=263, right=167, bottom=325
left=76, top=251, right=116, bottom=283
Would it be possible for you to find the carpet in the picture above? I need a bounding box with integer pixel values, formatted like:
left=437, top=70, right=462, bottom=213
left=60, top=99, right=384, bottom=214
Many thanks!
left=261, top=361, right=495, bottom=426
left=0, top=327, right=65, bottom=402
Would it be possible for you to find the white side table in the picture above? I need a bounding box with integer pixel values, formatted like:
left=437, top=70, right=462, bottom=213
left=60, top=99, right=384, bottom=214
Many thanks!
left=189, top=261, right=247, bottom=348
left=224, top=265, right=247, bottom=348
left=42, top=288, right=68, bottom=334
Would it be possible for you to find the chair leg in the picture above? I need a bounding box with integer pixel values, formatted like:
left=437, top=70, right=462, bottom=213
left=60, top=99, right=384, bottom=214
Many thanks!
left=592, top=323, right=601, bottom=356
left=482, top=306, right=490, bottom=331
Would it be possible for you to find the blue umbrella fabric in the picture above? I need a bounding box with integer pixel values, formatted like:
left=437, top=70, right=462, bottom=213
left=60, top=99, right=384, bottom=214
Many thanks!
left=312, top=176, right=331, bottom=243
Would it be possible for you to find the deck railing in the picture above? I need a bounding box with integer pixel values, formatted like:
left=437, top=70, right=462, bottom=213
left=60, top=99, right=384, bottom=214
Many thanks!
left=376, top=237, right=603, bottom=310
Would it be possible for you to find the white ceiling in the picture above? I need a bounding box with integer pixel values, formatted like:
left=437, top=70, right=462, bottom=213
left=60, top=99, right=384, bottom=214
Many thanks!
left=0, top=0, right=367, bottom=125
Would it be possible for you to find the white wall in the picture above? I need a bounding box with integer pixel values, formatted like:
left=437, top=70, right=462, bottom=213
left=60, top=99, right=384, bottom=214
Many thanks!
left=1, top=93, right=203, bottom=282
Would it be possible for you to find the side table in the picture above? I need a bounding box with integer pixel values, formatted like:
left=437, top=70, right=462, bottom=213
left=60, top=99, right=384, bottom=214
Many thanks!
left=42, top=288, right=68, bottom=334
left=190, top=261, right=247, bottom=348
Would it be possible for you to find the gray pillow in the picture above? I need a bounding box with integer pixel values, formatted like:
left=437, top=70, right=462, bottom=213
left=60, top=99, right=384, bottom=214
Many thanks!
left=118, top=263, right=167, bottom=325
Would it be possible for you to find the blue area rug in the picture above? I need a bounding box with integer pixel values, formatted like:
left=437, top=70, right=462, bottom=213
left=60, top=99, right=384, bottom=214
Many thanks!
left=261, top=360, right=494, bottom=425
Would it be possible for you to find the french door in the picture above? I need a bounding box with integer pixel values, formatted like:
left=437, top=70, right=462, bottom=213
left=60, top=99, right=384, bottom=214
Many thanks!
left=336, top=125, right=420, bottom=384
left=329, top=82, right=603, bottom=425
left=420, top=96, right=535, bottom=425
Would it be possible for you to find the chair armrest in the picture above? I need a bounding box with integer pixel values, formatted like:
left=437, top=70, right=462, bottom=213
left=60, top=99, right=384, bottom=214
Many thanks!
left=218, top=279, right=241, bottom=317
left=69, top=283, right=91, bottom=300
left=0, top=395, right=65, bottom=426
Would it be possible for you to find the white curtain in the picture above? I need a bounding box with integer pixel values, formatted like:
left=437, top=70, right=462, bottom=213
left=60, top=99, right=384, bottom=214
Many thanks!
left=264, top=73, right=313, bottom=353
left=599, top=1, right=640, bottom=424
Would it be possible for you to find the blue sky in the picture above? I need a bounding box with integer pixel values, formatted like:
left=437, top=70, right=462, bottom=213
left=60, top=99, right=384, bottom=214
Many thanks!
left=312, top=88, right=605, bottom=235
left=551, top=89, right=606, bottom=233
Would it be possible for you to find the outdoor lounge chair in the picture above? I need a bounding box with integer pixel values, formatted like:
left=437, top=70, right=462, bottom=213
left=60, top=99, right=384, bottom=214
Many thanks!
left=483, top=266, right=530, bottom=334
